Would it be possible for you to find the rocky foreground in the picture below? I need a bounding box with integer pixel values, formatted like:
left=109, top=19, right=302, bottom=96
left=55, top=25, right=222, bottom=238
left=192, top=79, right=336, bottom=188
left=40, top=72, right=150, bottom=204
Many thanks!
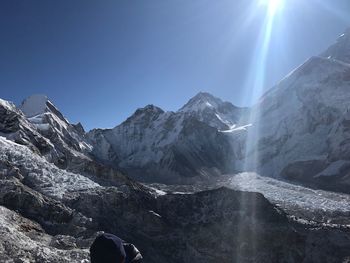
left=0, top=135, right=350, bottom=262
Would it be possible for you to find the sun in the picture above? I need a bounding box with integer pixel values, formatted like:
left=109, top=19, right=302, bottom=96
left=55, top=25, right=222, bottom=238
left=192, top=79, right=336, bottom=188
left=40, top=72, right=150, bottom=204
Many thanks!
left=260, top=0, right=284, bottom=16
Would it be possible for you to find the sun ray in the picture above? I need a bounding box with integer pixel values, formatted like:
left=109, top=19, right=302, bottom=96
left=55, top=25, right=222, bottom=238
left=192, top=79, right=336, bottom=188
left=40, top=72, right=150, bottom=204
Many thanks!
left=260, top=0, right=284, bottom=17
left=234, top=1, right=285, bottom=260
left=243, top=0, right=278, bottom=172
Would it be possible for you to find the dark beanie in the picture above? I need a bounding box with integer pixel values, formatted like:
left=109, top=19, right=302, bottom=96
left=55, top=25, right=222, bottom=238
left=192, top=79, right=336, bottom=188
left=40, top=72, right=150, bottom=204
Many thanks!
left=90, top=233, right=126, bottom=263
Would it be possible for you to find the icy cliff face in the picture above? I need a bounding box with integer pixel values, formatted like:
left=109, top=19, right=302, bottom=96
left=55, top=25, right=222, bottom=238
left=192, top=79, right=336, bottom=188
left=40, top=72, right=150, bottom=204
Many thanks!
left=250, top=56, right=350, bottom=163
left=244, top=40, right=350, bottom=192
left=0, top=136, right=99, bottom=199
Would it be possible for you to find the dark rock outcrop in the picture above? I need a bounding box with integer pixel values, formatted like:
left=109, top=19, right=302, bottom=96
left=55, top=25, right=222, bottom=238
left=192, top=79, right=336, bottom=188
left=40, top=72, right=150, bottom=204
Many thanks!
left=66, top=186, right=306, bottom=263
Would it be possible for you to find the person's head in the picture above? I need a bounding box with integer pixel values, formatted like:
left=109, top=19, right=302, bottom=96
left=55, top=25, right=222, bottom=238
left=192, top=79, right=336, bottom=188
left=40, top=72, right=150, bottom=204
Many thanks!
left=90, top=233, right=126, bottom=263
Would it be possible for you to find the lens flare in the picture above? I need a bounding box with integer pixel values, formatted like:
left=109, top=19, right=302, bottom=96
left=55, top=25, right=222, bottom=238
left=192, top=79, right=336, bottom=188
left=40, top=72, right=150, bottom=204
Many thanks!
left=243, top=0, right=279, bottom=172
left=260, top=0, right=284, bottom=16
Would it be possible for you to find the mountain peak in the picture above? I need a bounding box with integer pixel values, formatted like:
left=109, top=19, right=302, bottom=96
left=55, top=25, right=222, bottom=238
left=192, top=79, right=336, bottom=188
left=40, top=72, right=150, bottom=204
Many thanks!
left=191, top=92, right=220, bottom=103
left=121, top=104, right=165, bottom=126
left=19, top=94, right=68, bottom=124
left=134, top=104, right=164, bottom=115
left=179, top=92, right=223, bottom=112
left=0, top=98, right=16, bottom=111
left=321, top=28, right=350, bottom=63
left=193, top=91, right=216, bottom=99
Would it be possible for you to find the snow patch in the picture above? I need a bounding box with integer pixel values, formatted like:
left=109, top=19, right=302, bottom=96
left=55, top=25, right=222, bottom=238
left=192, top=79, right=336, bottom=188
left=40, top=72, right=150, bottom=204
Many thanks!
left=0, top=98, right=16, bottom=111
left=220, top=124, right=252, bottom=133
left=149, top=210, right=162, bottom=218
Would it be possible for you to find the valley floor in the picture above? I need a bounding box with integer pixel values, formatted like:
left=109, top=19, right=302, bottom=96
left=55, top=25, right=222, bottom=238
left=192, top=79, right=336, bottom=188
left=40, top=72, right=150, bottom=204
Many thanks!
left=225, top=173, right=350, bottom=225
left=149, top=172, right=350, bottom=226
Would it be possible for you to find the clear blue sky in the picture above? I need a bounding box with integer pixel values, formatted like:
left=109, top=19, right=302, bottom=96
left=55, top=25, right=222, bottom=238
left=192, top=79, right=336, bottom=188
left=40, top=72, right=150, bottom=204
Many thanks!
left=1, top=0, right=349, bottom=130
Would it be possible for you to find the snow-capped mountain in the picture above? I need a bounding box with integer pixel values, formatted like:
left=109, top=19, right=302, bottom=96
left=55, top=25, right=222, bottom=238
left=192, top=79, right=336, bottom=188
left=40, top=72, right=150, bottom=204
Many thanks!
left=87, top=92, right=247, bottom=183
left=85, top=29, right=350, bottom=192
left=0, top=95, right=130, bottom=188
left=19, top=94, right=91, bottom=166
left=241, top=29, right=350, bottom=193
left=0, top=97, right=53, bottom=155
left=179, top=92, right=246, bottom=130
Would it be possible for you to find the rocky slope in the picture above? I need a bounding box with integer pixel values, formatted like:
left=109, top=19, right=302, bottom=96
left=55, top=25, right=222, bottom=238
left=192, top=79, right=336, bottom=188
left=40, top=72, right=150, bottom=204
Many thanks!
left=0, top=205, right=90, bottom=262
left=1, top=133, right=350, bottom=262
